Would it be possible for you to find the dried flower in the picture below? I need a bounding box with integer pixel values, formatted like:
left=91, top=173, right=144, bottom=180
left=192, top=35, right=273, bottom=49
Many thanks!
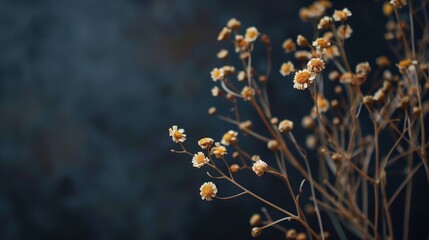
left=316, top=95, right=330, bottom=112
left=237, top=71, right=247, bottom=81
left=251, top=227, right=262, bottom=237
left=267, top=140, right=279, bottom=151
left=336, top=24, right=353, bottom=39
left=230, top=164, right=240, bottom=173
left=234, top=35, right=249, bottom=52
left=211, top=86, right=222, bottom=97
left=324, top=45, right=340, bottom=60
left=333, top=8, right=352, bottom=22
left=198, top=137, right=214, bottom=149
left=286, top=229, right=298, bottom=240
left=301, top=116, right=315, bottom=129
left=200, top=182, right=218, bottom=201
left=245, top=26, right=259, bottom=42
left=383, top=2, right=394, bottom=16
left=294, top=50, right=313, bottom=61
left=222, top=65, right=235, bottom=76
left=294, top=69, right=316, bottom=90
left=192, top=152, right=210, bottom=168
left=169, top=125, right=186, bottom=143
left=282, top=38, right=296, bottom=53
left=297, top=35, right=310, bottom=47
left=280, top=61, right=295, bottom=76
left=318, top=16, right=332, bottom=29
left=312, top=38, right=331, bottom=50
left=373, top=89, right=385, bottom=102
left=241, top=86, right=255, bottom=101
left=249, top=214, right=262, bottom=226
left=390, top=0, right=407, bottom=9
left=227, top=18, right=241, bottom=30
left=217, top=49, right=229, bottom=59
left=211, top=142, right=227, bottom=158
left=329, top=70, right=340, bottom=81
left=221, top=130, right=238, bottom=146
left=210, top=68, right=224, bottom=81
left=396, top=59, right=417, bottom=73
left=306, top=135, right=317, bottom=149
left=252, top=160, right=268, bottom=176
left=278, top=119, right=294, bottom=133
left=296, top=232, right=307, bottom=240
left=208, top=106, right=217, bottom=115
left=217, top=27, right=231, bottom=41
left=307, top=58, right=326, bottom=74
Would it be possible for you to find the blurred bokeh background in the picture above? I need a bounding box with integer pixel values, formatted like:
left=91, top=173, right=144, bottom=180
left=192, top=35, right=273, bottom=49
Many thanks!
left=0, top=0, right=428, bottom=239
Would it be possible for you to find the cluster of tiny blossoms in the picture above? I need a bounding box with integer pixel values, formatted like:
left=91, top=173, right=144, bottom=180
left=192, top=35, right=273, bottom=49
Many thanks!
left=170, top=0, right=429, bottom=238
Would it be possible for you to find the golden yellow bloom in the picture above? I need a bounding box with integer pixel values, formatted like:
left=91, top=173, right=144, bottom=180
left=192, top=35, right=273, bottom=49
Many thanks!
left=294, top=69, right=315, bottom=90
left=249, top=214, right=262, bottom=226
left=211, top=142, right=227, bottom=158
left=297, top=35, right=310, bottom=47
left=312, top=38, right=331, bottom=50
left=234, top=35, right=249, bottom=52
left=221, top=130, right=238, bottom=146
left=198, top=137, right=214, bottom=149
left=324, top=45, right=340, bottom=60
left=318, top=16, right=332, bottom=29
left=336, top=24, right=353, bottom=39
left=280, top=61, right=295, bottom=76
left=307, top=58, right=326, bottom=74
left=241, top=86, right=255, bottom=101
left=252, top=160, right=268, bottom=176
left=278, top=119, right=294, bottom=133
left=333, top=8, right=352, bottom=22
left=316, top=95, right=330, bottom=112
left=383, top=2, right=394, bottom=16
left=227, top=18, right=241, bottom=30
left=245, top=26, right=259, bottom=42
left=217, top=27, right=231, bottom=41
left=282, top=38, right=296, bottom=53
left=376, top=56, right=391, bottom=67
left=210, top=68, right=224, bottom=81
left=192, top=152, right=210, bottom=168
left=169, top=125, right=186, bottom=143
left=396, top=59, right=417, bottom=73
left=199, top=182, right=217, bottom=201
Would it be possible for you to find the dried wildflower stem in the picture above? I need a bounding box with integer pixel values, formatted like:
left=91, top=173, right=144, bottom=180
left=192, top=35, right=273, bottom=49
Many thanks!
left=387, top=161, right=422, bottom=207
left=208, top=164, right=321, bottom=240
left=216, top=191, right=247, bottom=200
left=402, top=155, right=414, bottom=240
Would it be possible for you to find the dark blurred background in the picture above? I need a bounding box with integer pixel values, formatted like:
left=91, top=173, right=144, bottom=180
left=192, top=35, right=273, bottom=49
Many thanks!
left=0, top=0, right=428, bottom=239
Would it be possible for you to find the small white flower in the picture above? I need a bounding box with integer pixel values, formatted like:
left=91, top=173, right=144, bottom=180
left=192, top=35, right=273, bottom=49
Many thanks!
left=252, top=160, right=268, bottom=176
left=169, top=125, right=186, bottom=143
left=200, top=182, right=218, bottom=201
left=192, top=152, right=210, bottom=168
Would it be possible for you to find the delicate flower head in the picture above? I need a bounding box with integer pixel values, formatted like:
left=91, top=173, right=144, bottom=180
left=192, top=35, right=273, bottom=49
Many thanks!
left=312, top=38, right=331, bottom=50
left=237, top=71, right=247, bottom=81
left=297, top=35, right=310, bottom=47
left=396, top=59, right=417, bottom=73
left=221, top=130, right=238, bottom=146
left=211, top=142, right=227, bottom=158
left=318, top=16, right=332, bottom=29
left=245, top=26, right=259, bottom=42
left=280, top=61, right=295, bottom=76
left=222, top=65, right=235, bottom=76
left=324, top=45, right=340, bottom=60
left=217, top=49, right=229, bottom=59
left=169, top=125, right=186, bottom=143
left=210, top=68, right=224, bottom=81
left=307, top=58, right=326, bottom=74
left=278, top=119, right=294, bottom=133
left=315, top=95, right=330, bottom=112
left=192, top=152, right=210, bottom=168
left=336, top=24, right=353, bottom=39
left=294, top=69, right=315, bottom=90
left=282, top=38, right=296, bottom=53
left=252, top=160, right=268, bottom=176
left=390, top=0, right=407, bottom=9
left=234, top=35, right=249, bottom=52
left=200, top=182, right=217, bottom=201
left=198, top=137, right=214, bottom=149
left=217, top=27, right=231, bottom=41
left=227, top=18, right=241, bottom=30
left=356, top=62, right=371, bottom=77
left=241, top=86, right=255, bottom=101
left=294, top=51, right=313, bottom=62
left=333, top=8, right=352, bottom=22
left=211, top=86, right=222, bottom=97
